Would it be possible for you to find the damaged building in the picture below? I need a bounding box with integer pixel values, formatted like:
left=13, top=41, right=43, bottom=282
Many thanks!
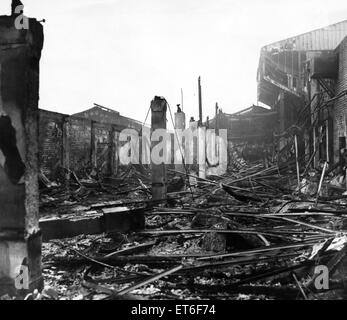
left=257, top=20, right=347, bottom=170
left=208, top=105, right=277, bottom=165
left=3, top=1, right=347, bottom=302
left=39, top=104, right=144, bottom=179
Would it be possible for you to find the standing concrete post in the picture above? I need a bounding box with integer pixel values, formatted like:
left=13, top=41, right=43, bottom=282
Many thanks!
left=189, top=119, right=198, bottom=174
left=0, top=15, right=44, bottom=296
left=175, top=109, right=186, bottom=131
left=174, top=109, right=185, bottom=173
left=151, top=97, right=167, bottom=201
left=198, top=126, right=206, bottom=179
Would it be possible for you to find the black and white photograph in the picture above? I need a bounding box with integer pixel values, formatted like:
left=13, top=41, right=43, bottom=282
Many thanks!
left=1, top=0, right=347, bottom=310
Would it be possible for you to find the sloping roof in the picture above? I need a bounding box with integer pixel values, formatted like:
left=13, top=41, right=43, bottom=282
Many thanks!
left=263, top=20, right=347, bottom=51
left=335, top=35, right=347, bottom=52
left=207, top=105, right=276, bottom=129
left=73, top=104, right=144, bottom=131
left=224, top=105, right=276, bottom=118
left=73, top=104, right=120, bottom=117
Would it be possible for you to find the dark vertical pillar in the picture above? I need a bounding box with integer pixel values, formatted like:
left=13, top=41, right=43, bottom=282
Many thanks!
left=0, top=15, right=44, bottom=296
left=151, top=97, right=167, bottom=201
left=339, top=137, right=346, bottom=164
left=114, top=131, right=119, bottom=176
left=109, top=126, right=116, bottom=175
left=62, top=116, right=70, bottom=183
left=90, top=120, right=97, bottom=169
left=327, top=118, right=334, bottom=164
left=279, top=92, right=286, bottom=150
left=198, top=77, right=203, bottom=126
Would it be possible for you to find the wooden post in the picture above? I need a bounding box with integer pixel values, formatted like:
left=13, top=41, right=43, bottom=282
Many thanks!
left=316, top=161, right=328, bottom=206
left=0, top=15, right=44, bottom=296
left=197, top=77, right=206, bottom=179
left=198, top=76, right=203, bottom=126
left=294, top=135, right=300, bottom=191
left=151, top=97, right=167, bottom=201
left=279, top=92, right=286, bottom=150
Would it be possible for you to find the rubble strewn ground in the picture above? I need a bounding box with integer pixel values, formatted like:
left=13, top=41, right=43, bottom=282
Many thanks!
left=4, top=161, right=347, bottom=301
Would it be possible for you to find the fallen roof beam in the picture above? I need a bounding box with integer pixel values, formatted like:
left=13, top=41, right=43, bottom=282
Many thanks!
left=40, top=207, right=145, bottom=241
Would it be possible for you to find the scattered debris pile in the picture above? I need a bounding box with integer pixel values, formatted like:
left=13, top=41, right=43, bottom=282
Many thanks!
left=3, top=161, right=347, bottom=301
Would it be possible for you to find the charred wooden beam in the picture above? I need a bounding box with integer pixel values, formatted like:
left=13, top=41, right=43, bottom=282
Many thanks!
left=40, top=207, right=145, bottom=241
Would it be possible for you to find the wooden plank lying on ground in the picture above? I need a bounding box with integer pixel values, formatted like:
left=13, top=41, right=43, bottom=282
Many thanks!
left=40, top=207, right=145, bottom=241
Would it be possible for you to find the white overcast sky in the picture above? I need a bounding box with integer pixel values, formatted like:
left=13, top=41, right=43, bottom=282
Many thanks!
left=1, top=0, right=347, bottom=124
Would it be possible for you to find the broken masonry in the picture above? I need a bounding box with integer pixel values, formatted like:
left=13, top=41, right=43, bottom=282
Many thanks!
left=0, top=13, right=44, bottom=296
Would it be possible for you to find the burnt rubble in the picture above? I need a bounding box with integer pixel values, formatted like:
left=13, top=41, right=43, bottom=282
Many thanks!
left=18, top=158, right=347, bottom=301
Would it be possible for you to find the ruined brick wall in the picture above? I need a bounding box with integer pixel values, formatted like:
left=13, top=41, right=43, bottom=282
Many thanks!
left=39, top=110, right=122, bottom=178
left=68, top=117, right=92, bottom=175
left=39, top=110, right=64, bottom=177
left=94, top=123, right=112, bottom=175
left=333, top=37, right=347, bottom=163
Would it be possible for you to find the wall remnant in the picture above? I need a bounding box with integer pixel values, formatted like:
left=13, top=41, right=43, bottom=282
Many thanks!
left=0, top=14, right=44, bottom=296
left=39, top=106, right=144, bottom=179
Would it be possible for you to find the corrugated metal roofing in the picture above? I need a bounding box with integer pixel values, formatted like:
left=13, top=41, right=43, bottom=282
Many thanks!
left=263, top=20, right=347, bottom=51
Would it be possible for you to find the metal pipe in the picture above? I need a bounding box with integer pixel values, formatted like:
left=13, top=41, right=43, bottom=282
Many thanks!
left=294, top=135, right=300, bottom=191
left=198, top=76, right=202, bottom=126
left=316, top=161, right=328, bottom=206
